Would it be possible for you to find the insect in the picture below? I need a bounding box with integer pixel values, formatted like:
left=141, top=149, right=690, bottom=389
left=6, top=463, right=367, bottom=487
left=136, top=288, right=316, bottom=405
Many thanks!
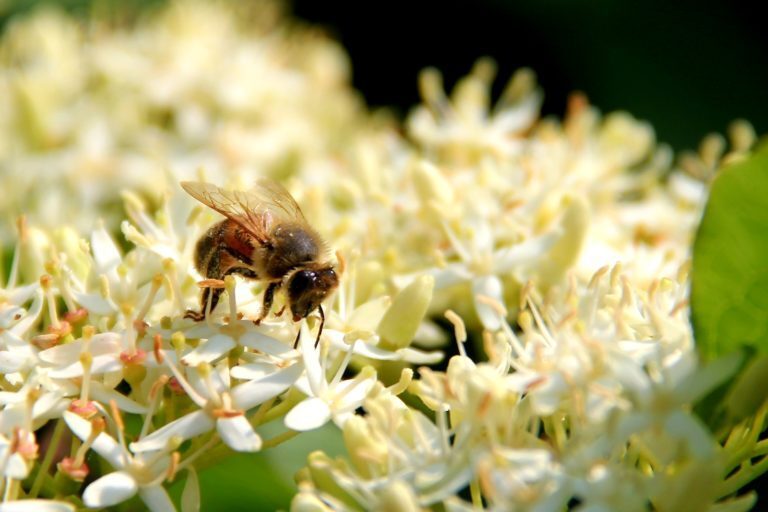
left=181, top=179, right=339, bottom=347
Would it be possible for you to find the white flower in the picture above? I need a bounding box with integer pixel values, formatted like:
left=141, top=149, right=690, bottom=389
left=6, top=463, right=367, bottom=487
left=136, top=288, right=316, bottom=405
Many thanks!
left=477, top=448, right=568, bottom=512
left=181, top=318, right=298, bottom=368
left=323, top=269, right=443, bottom=365
left=0, top=288, right=44, bottom=375
left=285, top=325, right=377, bottom=432
left=63, top=411, right=175, bottom=511
left=0, top=372, right=69, bottom=432
left=0, top=432, right=33, bottom=480
left=410, top=195, right=586, bottom=331
left=130, top=354, right=302, bottom=453
left=408, top=62, right=542, bottom=159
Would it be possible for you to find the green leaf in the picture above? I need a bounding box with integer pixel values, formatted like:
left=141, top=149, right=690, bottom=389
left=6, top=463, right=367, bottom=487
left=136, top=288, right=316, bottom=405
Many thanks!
left=691, top=144, right=768, bottom=361
left=167, top=422, right=345, bottom=510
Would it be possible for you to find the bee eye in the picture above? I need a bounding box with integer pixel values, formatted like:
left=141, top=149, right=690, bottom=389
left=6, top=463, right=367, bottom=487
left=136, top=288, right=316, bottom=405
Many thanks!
left=288, top=270, right=315, bottom=298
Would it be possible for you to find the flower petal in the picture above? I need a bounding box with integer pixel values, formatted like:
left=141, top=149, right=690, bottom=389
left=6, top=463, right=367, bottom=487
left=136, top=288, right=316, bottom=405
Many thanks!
left=130, top=410, right=214, bottom=453
left=285, top=397, right=331, bottom=431
left=181, top=334, right=236, bottom=366
left=39, top=334, right=122, bottom=364
left=181, top=468, right=200, bottom=512
left=240, top=330, right=295, bottom=357
left=83, top=471, right=138, bottom=508
left=8, top=290, right=44, bottom=335
left=493, top=232, right=558, bottom=274
left=90, top=381, right=148, bottom=414
left=216, top=415, right=262, bottom=452
left=63, top=411, right=124, bottom=467
left=472, top=275, right=503, bottom=331
left=0, top=499, right=75, bottom=512
left=299, top=323, right=324, bottom=397
left=230, top=362, right=279, bottom=380
left=0, top=349, right=33, bottom=373
left=91, top=225, right=122, bottom=276
left=2, top=283, right=41, bottom=309
left=397, top=347, right=444, bottom=365
left=138, top=484, right=177, bottom=512
left=231, top=361, right=303, bottom=410
left=71, top=291, right=116, bottom=315
left=2, top=452, right=31, bottom=479
left=48, top=354, right=121, bottom=379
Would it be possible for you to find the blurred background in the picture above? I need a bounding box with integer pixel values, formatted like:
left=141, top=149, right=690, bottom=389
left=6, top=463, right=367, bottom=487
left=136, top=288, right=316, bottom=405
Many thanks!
left=290, top=0, right=768, bottom=152
left=2, top=0, right=767, bottom=152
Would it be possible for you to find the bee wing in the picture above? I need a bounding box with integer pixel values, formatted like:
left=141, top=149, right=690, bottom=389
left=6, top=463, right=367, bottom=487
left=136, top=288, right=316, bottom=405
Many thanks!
left=180, top=179, right=309, bottom=245
left=245, top=178, right=308, bottom=224
left=251, top=179, right=333, bottom=256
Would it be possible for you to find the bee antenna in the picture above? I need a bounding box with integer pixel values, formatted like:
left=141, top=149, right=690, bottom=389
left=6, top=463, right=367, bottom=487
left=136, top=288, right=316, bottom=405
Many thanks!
left=315, top=305, right=325, bottom=348
left=293, top=327, right=301, bottom=350
left=292, top=306, right=326, bottom=350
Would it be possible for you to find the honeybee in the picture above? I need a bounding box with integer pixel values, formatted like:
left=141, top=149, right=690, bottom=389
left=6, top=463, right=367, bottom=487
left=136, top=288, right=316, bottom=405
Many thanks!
left=181, top=179, right=338, bottom=347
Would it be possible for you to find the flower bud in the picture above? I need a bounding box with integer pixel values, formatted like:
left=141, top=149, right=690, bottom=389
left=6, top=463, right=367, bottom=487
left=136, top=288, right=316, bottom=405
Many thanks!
left=378, top=275, right=434, bottom=350
left=342, top=416, right=387, bottom=478
left=306, top=452, right=360, bottom=510
left=412, top=160, right=453, bottom=207
left=534, top=194, right=589, bottom=290
left=290, top=491, right=333, bottom=512
left=375, top=480, right=421, bottom=512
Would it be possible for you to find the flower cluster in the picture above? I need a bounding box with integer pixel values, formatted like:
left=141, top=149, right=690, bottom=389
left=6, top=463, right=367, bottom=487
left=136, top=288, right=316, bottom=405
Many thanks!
left=0, top=1, right=764, bottom=511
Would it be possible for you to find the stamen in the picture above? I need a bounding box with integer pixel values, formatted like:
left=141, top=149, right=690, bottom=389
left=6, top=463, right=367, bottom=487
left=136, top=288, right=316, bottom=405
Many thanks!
left=197, top=362, right=220, bottom=407
left=154, top=334, right=165, bottom=364
left=332, top=366, right=375, bottom=406
left=729, top=119, right=756, bottom=152
left=5, top=216, right=26, bottom=289
left=436, top=404, right=451, bottom=457
left=519, top=281, right=533, bottom=310
left=99, top=275, right=111, bottom=302
left=476, top=294, right=507, bottom=318
left=79, top=351, right=93, bottom=403
left=40, top=274, right=60, bottom=329
left=72, top=417, right=105, bottom=467
left=444, top=309, right=467, bottom=358
left=135, top=274, right=164, bottom=324
left=387, top=368, right=413, bottom=396
left=331, top=339, right=357, bottom=387
left=140, top=375, right=169, bottom=440
left=588, top=265, right=609, bottom=290
left=166, top=451, right=181, bottom=482
left=609, top=262, right=622, bottom=289
left=441, top=220, right=471, bottom=263
left=524, top=291, right=555, bottom=348
left=109, top=400, right=131, bottom=467
left=162, top=259, right=185, bottom=315
left=335, top=250, right=346, bottom=276
left=225, top=275, right=237, bottom=325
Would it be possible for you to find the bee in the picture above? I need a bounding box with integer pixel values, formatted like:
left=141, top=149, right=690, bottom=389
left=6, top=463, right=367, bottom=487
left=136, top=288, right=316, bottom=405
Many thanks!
left=181, top=179, right=339, bottom=347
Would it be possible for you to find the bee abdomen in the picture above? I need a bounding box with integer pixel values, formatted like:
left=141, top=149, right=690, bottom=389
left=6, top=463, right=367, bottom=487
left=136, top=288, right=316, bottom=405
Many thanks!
left=194, top=221, right=226, bottom=278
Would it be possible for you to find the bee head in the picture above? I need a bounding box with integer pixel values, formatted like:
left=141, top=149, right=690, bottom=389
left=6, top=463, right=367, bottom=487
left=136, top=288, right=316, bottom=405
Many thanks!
left=287, top=266, right=338, bottom=321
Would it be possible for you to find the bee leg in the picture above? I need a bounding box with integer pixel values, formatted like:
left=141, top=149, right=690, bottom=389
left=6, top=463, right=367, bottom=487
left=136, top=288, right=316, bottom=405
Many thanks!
left=254, top=281, right=279, bottom=325
left=185, top=287, right=223, bottom=321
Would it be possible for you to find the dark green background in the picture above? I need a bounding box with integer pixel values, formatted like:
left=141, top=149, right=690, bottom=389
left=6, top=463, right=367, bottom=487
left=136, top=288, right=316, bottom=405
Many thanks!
left=292, top=0, right=768, bottom=152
